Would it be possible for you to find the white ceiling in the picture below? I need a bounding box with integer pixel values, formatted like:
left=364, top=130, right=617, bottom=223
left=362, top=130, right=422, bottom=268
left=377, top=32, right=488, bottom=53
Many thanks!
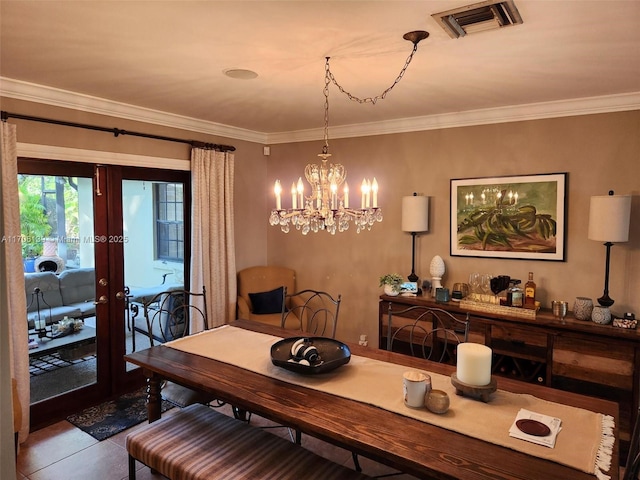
left=1, top=0, right=639, bottom=143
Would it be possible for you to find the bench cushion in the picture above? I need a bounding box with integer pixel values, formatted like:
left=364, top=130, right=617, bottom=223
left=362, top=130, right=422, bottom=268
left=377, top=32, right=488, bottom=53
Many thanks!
left=126, top=404, right=371, bottom=480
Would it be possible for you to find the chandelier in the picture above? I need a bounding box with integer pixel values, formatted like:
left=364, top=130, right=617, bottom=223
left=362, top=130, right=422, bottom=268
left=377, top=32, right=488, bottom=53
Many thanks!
left=269, top=30, right=429, bottom=235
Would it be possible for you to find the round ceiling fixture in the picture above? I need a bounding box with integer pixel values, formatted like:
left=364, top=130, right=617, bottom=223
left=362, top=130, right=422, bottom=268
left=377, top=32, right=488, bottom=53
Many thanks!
left=223, top=68, right=258, bottom=80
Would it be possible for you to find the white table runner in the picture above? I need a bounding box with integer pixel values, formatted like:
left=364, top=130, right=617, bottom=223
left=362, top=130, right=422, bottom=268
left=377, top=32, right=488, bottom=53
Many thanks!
left=166, top=326, right=614, bottom=479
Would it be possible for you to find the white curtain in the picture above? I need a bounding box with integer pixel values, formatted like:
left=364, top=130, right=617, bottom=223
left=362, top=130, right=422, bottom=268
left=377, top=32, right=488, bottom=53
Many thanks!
left=190, top=148, right=236, bottom=329
left=0, top=121, right=30, bottom=448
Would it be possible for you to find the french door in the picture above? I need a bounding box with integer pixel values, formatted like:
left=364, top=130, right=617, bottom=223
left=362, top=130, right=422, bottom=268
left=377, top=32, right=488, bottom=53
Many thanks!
left=20, top=159, right=190, bottom=428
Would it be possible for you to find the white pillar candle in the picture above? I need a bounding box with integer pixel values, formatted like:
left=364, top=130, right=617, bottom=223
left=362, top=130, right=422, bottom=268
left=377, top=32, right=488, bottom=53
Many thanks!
left=456, top=343, right=492, bottom=386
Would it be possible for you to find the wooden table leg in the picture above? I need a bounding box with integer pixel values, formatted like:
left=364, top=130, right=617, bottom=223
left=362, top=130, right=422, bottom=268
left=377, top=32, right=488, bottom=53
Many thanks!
left=145, top=371, right=162, bottom=423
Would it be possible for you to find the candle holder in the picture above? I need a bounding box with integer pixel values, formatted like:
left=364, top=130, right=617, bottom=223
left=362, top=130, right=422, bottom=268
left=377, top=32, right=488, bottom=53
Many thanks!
left=450, top=373, right=497, bottom=403
left=28, top=287, right=54, bottom=339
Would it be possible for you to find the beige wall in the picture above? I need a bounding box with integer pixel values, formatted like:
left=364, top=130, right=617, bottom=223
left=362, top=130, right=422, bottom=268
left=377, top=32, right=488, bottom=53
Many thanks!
left=267, top=111, right=640, bottom=344
left=4, top=97, right=638, bottom=345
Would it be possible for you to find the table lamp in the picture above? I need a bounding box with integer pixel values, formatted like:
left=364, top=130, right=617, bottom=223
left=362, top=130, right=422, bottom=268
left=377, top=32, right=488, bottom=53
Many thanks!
left=402, top=193, right=429, bottom=283
left=588, top=190, right=631, bottom=307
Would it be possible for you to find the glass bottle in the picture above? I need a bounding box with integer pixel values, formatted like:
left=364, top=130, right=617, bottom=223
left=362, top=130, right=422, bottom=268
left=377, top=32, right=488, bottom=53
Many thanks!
left=524, top=272, right=536, bottom=309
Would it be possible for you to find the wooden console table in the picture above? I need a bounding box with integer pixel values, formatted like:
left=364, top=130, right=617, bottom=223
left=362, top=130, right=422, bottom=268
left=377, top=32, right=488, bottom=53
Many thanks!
left=379, top=294, right=640, bottom=460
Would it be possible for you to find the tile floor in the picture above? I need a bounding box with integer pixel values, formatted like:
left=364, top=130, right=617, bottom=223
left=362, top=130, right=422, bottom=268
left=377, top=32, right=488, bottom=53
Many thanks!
left=16, top=403, right=420, bottom=480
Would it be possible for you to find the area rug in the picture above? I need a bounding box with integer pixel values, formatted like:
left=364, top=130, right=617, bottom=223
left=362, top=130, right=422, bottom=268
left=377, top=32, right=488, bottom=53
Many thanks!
left=67, top=387, right=173, bottom=441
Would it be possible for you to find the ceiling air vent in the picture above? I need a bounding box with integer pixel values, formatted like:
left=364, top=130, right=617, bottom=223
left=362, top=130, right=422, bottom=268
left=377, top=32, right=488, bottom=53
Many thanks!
left=432, top=0, right=523, bottom=39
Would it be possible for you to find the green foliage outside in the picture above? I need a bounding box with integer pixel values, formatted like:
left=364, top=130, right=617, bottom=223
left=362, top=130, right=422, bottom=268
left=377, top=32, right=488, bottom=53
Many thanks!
left=18, top=179, right=51, bottom=257
left=18, top=175, right=79, bottom=258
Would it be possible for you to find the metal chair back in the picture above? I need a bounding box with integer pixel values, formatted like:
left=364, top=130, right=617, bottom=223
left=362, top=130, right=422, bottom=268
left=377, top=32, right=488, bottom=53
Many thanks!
left=282, top=288, right=342, bottom=338
left=386, top=303, right=470, bottom=364
left=139, top=287, right=207, bottom=347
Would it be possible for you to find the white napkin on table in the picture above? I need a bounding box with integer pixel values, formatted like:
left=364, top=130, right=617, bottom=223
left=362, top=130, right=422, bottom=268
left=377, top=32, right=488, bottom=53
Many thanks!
left=509, top=408, right=562, bottom=448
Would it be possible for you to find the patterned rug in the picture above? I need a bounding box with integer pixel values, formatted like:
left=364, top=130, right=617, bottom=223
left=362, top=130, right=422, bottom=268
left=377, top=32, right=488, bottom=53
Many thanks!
left=66, top=387, right=172, bottom=441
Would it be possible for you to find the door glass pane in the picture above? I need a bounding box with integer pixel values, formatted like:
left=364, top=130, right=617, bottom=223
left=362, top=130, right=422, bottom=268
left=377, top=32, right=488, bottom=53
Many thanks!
left=123, top=180, right=185, bottom=366
left=21, top=174, right=97, bottom=403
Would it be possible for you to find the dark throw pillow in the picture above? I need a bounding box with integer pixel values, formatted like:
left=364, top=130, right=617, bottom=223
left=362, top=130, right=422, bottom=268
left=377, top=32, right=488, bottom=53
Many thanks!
left=249, top=286, right=285, bottom=315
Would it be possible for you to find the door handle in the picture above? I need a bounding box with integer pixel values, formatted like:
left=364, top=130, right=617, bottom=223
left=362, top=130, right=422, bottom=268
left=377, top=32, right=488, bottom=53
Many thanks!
left=116, top=291, right=126, bottom=300
left=94, top=295, right=108, bottom=305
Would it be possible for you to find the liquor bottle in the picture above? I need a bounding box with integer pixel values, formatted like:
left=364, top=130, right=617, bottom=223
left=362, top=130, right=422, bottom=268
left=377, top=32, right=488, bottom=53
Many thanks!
left=524, top=272, right=536, bottom=309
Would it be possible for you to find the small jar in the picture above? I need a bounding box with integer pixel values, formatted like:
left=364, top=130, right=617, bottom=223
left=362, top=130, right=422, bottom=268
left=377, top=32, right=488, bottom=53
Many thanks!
left=573, top=297, right=593, bottom=321
left=426, top=389, right=450, bottom=414
left=507, top=280, right=523, bottom=307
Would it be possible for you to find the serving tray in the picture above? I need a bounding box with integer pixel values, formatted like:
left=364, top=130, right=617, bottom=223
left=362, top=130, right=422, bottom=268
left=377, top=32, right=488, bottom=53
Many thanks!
left=270, top=336, right=351, bottom=374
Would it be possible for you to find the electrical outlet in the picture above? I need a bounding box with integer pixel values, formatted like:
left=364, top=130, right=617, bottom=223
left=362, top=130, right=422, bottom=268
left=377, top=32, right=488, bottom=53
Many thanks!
left=358, top=334, right=368, bottom=347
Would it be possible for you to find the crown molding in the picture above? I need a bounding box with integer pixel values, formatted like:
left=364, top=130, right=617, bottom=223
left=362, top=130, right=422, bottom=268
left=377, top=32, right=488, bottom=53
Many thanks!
left=266, top=91, right=640, bottom=144
left=2, top=77, right=638, bottom=147
left=0, top=77, right=267, bottom=144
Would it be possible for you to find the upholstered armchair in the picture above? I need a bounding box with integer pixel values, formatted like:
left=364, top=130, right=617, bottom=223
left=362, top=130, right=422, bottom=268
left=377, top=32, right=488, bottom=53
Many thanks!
left=236, top=266, right=295, bottom=326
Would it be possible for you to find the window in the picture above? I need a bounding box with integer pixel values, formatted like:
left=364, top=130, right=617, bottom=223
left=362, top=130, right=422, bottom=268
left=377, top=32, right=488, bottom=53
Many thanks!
left=155, top=183, right=184, bottom=262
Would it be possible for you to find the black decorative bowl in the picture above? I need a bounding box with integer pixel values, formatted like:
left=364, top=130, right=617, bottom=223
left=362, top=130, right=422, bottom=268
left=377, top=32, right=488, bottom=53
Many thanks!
left=270, top=336, right=351, bottom=374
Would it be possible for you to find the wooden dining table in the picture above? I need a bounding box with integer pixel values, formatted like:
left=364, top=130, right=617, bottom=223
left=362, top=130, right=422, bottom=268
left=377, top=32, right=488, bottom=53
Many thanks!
left=124, top=318, right=619, bottom=480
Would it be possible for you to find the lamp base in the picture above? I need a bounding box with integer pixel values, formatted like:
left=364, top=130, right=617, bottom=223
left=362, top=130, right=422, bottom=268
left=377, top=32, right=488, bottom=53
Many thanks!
left=597, top=294, right=614, bottom=307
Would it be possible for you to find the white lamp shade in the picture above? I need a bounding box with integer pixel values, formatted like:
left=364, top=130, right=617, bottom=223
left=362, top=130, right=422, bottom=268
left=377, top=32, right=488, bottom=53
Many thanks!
left=588, top=194, right=631, bottom=242
left=402, top=195, right=429, bottom=232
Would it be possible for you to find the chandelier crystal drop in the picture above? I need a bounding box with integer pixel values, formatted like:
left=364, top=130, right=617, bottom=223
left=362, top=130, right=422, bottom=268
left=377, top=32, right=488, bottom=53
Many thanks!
left=269, top=31, right=428, bottom=235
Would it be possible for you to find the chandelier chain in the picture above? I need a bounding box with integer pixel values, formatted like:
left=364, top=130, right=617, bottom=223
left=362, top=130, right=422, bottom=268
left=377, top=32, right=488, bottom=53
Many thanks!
left=325, top=43, right=419, bottom=105
left=323, top=58, right=331, bottom=155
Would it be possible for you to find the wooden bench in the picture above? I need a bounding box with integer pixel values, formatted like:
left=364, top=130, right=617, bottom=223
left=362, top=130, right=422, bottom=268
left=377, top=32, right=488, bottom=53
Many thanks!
left=126, top=403, right=372, bottom=480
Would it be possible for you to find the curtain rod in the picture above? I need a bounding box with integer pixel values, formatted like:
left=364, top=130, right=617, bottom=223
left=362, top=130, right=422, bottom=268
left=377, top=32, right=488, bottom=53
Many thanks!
left=0, top=111, right=236, bottom=152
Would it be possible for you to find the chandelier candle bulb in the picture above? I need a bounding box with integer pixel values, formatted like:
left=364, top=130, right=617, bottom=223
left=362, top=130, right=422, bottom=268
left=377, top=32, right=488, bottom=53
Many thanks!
left=343, top=182, right=349, bottom=208
left=363, top=180, right=370, bottom=208
left=361, top=179, right=368, bottom=209
left=274, top=180, right=282, bottom=210
left=456, top=343, right=492, bottom=386
left=372, top=178, right=378, bottom=208
left=330, top=182, right=337, bottom=210
left=291, top=183, right=297, bottom=209
left=296, top=178, right=304, bottom=208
